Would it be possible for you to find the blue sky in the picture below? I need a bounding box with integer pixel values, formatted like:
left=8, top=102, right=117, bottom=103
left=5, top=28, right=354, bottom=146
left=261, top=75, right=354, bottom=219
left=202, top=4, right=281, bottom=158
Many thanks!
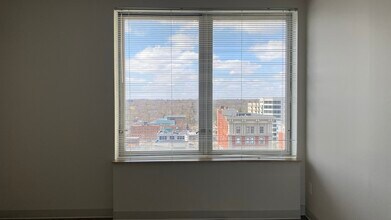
left=124, top=18, right=287, bottom=100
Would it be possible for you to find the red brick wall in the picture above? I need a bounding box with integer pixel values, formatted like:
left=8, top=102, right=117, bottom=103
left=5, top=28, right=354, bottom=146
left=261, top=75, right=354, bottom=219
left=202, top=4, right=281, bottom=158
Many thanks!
left=216, top=109, right=228, bottom=148
left=130, top=125, right=160, bottom=141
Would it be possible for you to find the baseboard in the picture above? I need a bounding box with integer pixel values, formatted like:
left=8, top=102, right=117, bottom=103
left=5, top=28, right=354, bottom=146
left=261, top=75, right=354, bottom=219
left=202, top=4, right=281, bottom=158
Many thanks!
left=113, top=210, right=301, bottom=219
left=300, top=205, right=305, bottom=216
left=0, top=209, right=112, bottom=219
left=305, top=208, right=318, bottom=220
left=0, top=209, right=302, bottom=220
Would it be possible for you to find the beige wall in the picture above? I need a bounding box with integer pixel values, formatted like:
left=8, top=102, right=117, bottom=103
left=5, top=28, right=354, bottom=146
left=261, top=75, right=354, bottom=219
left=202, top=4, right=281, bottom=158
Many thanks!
left=307, top=0, right=391, bottom=219
left=0, top=0, right=115, bottom=213
left=114, top=162, right=301, bottom=219
left=0, top=0, right=306, bottom=218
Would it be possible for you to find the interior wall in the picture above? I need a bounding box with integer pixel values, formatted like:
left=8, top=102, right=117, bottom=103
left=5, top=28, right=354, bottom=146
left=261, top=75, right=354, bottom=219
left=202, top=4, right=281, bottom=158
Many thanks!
left=306, top=0, right=391, bottom=219
left=0, top=0, right=115, bottom=213
left=114, top=162, right=301, bottom=219
left=0, top=0, right=306, bottom=218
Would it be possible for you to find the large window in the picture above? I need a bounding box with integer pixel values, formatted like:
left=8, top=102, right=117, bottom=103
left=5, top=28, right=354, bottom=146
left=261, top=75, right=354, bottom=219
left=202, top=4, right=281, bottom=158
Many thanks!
left=115, top=10, right=297, bottom=158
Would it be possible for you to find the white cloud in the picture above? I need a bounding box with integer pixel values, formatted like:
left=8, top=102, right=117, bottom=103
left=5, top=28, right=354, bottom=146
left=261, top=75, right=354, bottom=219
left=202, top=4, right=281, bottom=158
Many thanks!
left=128, top=46, right=197, bottom=74
left=169, top=33, right=198, bottom=50
left=213, top=58, right=260, bottom=75
left=214, top=20, right=285, bottom=35
left=126, top=32, right=199, bottom=99
left=213, top=77, right=286, bottom=99
left=126, top=33, right=198, bottom=75
left=250, top=41, right=285, bottom=62
left=125, top=23, right=285, bottom=99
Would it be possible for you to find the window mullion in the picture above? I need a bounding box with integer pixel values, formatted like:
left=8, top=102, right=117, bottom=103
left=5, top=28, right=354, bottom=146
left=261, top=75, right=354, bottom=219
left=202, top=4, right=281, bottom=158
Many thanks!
left=285, top=14, right=293, bottom=155
left=199, top=14, right=213, bottom=155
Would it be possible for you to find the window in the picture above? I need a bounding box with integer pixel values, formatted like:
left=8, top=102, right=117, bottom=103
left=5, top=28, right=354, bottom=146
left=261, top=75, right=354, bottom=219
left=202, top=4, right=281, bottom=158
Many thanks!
left=259, top=126, right=264, bottom=134
left=235, top=126, right=241, bottom=134
left=246, top=126, right=255, bottom=134
left=115, top=10, right=297, bottom=158
left=245, top=137, right=255, bottom=145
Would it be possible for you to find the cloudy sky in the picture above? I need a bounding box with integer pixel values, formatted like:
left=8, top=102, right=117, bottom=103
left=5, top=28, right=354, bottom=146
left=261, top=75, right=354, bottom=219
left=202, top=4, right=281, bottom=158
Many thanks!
left=124, top=17, right=287, bottom=100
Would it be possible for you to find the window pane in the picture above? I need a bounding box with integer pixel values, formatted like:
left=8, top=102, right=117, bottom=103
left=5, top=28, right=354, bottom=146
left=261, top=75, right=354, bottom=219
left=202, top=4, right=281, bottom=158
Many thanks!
left=124, top=17, right=199, bottom=151
left=213, top=17, right=287, bottom=151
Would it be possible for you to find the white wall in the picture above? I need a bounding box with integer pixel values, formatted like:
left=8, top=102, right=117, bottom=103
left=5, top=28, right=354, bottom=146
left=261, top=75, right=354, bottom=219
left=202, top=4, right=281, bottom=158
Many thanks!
left=307, top=0, right=391, bottom=219
left=0, top=0, right=306, bottom=218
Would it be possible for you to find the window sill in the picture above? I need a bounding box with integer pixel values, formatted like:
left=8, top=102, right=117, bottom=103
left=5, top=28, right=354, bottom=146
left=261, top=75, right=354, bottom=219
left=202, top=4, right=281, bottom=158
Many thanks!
left=113, top=155, right=300, bottom=163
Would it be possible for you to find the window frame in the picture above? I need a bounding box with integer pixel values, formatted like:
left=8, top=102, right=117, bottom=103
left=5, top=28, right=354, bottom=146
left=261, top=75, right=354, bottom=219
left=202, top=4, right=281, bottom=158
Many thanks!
left=114, top=9, right=297, bottom=159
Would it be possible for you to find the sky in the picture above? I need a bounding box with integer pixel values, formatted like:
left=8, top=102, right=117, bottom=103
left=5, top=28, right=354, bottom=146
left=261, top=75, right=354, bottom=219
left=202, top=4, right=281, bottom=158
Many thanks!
left=124, top=17, right=287, bottom=100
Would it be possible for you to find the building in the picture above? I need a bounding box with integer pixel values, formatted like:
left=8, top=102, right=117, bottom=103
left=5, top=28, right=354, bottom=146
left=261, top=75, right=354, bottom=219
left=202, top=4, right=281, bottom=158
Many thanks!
left=248, top=97, right=285, bottom=141
left=157, top=130, right=188, bottom=142
left=215, top=106, right=274, bottom=149
left=187, top=131, right=199, bottom=142
left=129, top=116, right=191, bottom=146
left=226, top=112, right=274, bottom=148
left=164, top=115, right=187, bottom=130
left=216, top=106, right=236, bottom=148
left=150, top=118, right=175, bottom=127
left=129, top=124, right=160, bottom=142
left=150, top=118, right=177, bottom=131
left=216, top=107, right=228, bottom=148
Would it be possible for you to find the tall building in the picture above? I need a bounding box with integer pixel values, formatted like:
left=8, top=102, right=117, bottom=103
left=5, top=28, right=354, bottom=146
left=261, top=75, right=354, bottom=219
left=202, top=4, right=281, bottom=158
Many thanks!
left=247, top=97, right=285, bottom=120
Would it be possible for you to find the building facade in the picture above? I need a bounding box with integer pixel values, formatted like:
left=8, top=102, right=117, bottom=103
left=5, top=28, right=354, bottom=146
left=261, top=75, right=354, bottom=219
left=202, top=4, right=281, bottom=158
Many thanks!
left=215, top=106, right=274, bottom=149
left=129, top=124, right=161, bottom=142
left=247, top=97, right=286, bottom=143
left=216, top=107, right=229, bottom=148
left=157, top=130, right=188, bottom=142
left=226, top=112, right=274, bottom=148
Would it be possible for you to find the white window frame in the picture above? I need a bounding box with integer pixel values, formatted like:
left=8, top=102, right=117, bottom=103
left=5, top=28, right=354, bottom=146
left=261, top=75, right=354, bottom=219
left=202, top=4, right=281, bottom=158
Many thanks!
left=114, top=9, right=297, bottom=159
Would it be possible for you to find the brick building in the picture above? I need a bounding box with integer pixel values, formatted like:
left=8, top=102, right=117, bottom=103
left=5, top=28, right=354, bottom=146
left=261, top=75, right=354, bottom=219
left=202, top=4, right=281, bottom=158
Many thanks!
left=129, top=124, right=160, bottom=142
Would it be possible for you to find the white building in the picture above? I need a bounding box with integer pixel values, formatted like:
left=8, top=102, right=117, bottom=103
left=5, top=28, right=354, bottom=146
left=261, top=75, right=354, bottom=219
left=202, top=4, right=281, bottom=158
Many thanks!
left=157, top=131, right=188, bottom=142
left=247, top=97, right=285, bottom=141
left=226, top=112, right=274, bottom=148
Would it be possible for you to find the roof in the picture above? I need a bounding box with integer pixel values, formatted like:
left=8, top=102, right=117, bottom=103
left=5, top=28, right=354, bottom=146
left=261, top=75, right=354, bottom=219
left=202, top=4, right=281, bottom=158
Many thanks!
left=150, top=118, right=175, bottom=126
left=164, top=115, right=186, bottom=119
